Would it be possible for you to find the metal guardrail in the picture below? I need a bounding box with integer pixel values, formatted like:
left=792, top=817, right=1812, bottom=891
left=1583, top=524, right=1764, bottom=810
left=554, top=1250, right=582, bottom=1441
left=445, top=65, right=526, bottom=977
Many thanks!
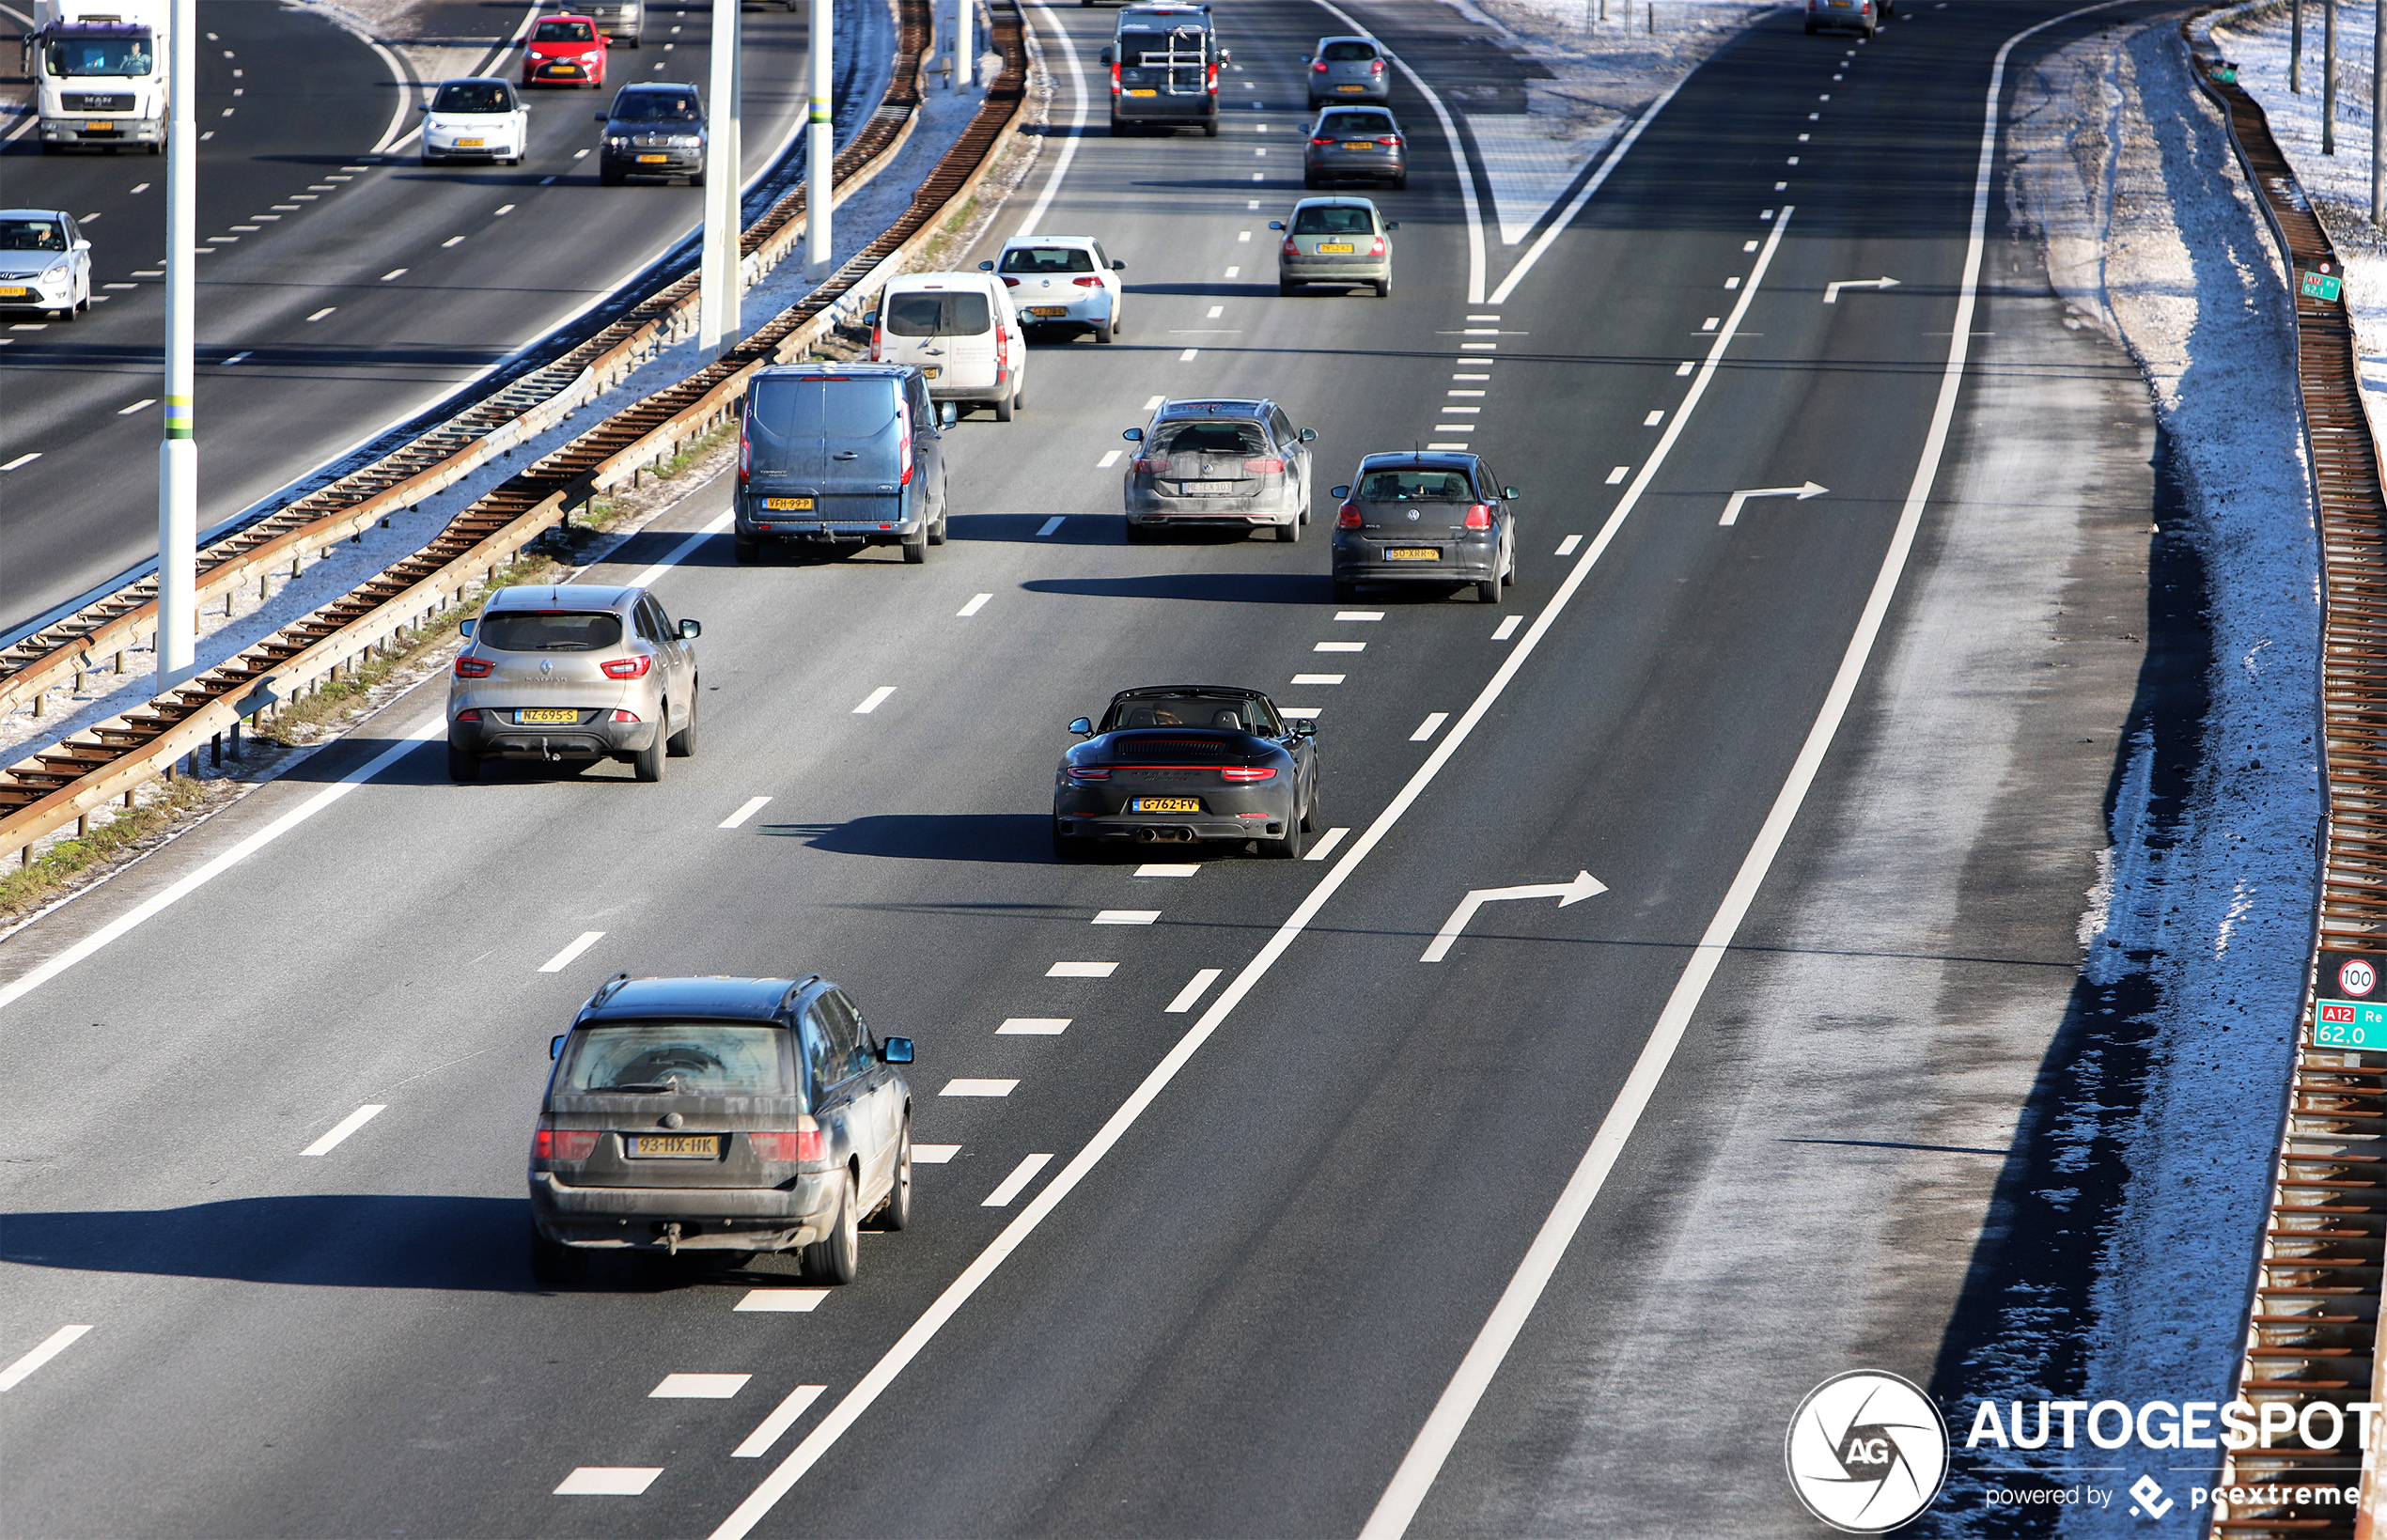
left=2184, top=16, right=2387, bottom=1539
left=0, top=0, right=1029, bottom=863
left=0, top=0, right=926, bottom=725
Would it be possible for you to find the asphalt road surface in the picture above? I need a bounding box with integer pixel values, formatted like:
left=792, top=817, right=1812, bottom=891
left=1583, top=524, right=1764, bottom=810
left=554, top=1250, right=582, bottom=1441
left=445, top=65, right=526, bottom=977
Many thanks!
left=0, top=0, right=2175, bottom=1532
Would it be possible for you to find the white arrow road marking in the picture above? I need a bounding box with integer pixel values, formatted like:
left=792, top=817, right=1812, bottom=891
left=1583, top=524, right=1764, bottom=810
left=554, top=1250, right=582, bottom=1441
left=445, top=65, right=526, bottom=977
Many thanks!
left=1720, top=481, right=1828, bottom=526
left=1421, top=871, right=1607, bottom=962
left=1823, top=276, right=1899, bottom=303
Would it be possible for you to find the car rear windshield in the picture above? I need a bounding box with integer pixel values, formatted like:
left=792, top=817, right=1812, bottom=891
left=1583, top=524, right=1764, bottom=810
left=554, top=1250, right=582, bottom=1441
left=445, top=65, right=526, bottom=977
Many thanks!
left=1321, top=39, right=1378, bottom=60
left=0, top=220, right=69, bottom=253
left=535, top=20, right=597, bottom=41
left=562, top=1021, right=791, bottom=1095
left=884, top=290, right=991, bottom=335
left=747, top=377, right=899, bottom=470
left=477, top=611, right=625, bottom=651
left=1151, top=421, right=1267, bottom=457
left=1361, top=469, right=1472, bottom=502
left=44, top=35, right=150, bottom=76
left=1292, top=205, right=1375, bottom=235
left=1318, top=112, right=1394, bottom=137
left=1106, top=698, right=1278, bottom=733
left=1117, top=25, right=1206, bottom=63
left=433, top=82, right=514, bottom=113
left=613, top=90, right=697, bottom=120
left=999, top=246, right=1096, bottom=274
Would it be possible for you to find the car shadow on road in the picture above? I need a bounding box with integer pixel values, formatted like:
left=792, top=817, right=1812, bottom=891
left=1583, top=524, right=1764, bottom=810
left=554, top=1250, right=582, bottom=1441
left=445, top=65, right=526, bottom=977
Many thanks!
left=757, top=813, right=1054, bottom=863
left=3, top=1195, right=535, bottom=1292
left=944, top=513, right=1117, bottom=545
left=1022, top=572, right=1334, bottom=604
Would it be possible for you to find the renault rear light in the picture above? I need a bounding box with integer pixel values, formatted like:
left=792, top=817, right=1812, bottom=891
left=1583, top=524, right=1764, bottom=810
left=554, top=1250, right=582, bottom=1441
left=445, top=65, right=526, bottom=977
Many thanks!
left=454, top=655, right=494, bottom=678
left=1244, top=458, right=1286, bottom=474
left=534, top=1123, right=600, bottom=1162
left=1283, top=237, right=1300, bottom=257
left=1338, top=504, right=1362, bottom=529
left=1465, top=503, right=1493, bottom=529
left=1223, top=767, right=1278, bottom=782
left=610, top=708, right=641, bottom=723
left=601, top=654, right=652, bottom=679
left=1368, top=236, right=1386, bottom=257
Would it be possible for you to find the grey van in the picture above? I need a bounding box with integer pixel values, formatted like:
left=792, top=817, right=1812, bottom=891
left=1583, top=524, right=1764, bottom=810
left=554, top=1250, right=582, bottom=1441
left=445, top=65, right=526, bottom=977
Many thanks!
left=1102, top=5, right=1225, bottom=136
left=734, top=364, right=950, bottom=565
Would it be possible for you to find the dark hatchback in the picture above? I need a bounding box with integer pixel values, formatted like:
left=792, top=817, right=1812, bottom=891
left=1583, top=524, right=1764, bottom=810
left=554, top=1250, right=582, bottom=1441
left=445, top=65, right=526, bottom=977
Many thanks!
left=596, top=82, right=705, bottom=184
left=530, top=974, right=915, bottom=1285
left=1331, top=452, right=1519, bottom=602
left=734, top=364, right=949, bottom=564
left=1303, top=106, right=1406, bottom=189
left=1053, top=685, right=1320, bottom=859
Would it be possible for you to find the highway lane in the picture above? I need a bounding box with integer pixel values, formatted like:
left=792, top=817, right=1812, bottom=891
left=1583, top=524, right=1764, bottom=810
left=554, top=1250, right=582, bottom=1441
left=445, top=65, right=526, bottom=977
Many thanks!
left=0, top=0, right=2161, bottom=1533
left=0, top=0, right=831, bottom=633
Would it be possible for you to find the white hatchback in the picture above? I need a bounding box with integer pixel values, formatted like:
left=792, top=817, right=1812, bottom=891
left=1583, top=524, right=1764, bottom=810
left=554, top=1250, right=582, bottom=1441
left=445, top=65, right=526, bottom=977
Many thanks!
left=420, top=77, right=530, bottom=165
left=980, top=235, right=1126, bottom=344
left=0, top=210, right=91, bottom=320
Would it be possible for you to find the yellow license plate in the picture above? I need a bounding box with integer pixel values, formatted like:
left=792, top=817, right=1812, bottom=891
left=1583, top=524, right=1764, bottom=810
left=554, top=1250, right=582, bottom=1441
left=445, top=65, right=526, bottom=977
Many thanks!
left=1134, top=797, right=1201, bottom=814
left=459, top=137, right=485, bottom=147
left=516, top=708, right=579, bottom=724
left=0, top=287, right=25, bottom=298
left=1125, top=87, right=1157, bottom=96
left=1315, top=242, right=1354, bottom=254
left=1345, top=141, right=1376, bottom=150
left=1027, top=305, right=1069, bottom=317
left=638, top=153, right=668, bottom=163
left=87, top=120, right=114, bottom=131
left=1387, top=548, right=1441, bottom=560
left=625, top=1134, right=720, bottom=1159
left=921, top=366, right=939, bottom=379
left=764, top=496, right=815, bottom=510
left=1336, top=84, right=1364, bottom=91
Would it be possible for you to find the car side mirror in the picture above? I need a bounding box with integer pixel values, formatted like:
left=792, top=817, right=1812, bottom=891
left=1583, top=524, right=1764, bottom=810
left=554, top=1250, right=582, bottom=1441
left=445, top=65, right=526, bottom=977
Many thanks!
left=459, top=617, right=476, bottom=638
left=71, top=239, right=90, bottom=253
left=1069, top=716, right=1095, bottom=737
left=862, top=310, right=878, bottom=326
left=1122, top=427, right=1144, bottom=442
left=1099, top=44, right=1114, bottom=63
left=1504, top=487, right=1520, bottom=501
left=678, top=617, right=701, bottom=639
left=1384, top=221, right=1400, bottom=231
left=594, top=111, right=609, bottom=121
left=1111, top=259, right=1126, bottom=272
left=550, top=1034, right=566, bottom=1060
left=418, top=101, right=430, bottom=112
left=881, top=1036, right=914, bottom=1064
left=1219, top=49, right=1231, bottom=63
left=939, top=401, right=958, bottom=428
left=977, top=259, right=994, bottom=271
left=1268, top=221, right=1285, bottom=231
left=1292, top=719, right=1318, bottom=737
left=1330, top=485, right=1350, bottom=500
left=1297, top=428, right=1317, bottom=443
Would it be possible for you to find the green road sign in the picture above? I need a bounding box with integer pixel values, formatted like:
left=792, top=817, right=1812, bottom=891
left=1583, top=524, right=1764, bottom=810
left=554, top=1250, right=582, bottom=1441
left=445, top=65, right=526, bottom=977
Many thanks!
left=2303, top=269, right=2345, bottom=303
left=2317, top=997, right=2387, bottom=1047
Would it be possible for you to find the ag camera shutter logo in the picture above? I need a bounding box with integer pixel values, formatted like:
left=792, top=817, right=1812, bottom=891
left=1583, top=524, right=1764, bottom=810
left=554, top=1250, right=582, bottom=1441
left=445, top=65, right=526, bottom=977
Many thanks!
left=1785, top=1370, right=1950, bottom=1532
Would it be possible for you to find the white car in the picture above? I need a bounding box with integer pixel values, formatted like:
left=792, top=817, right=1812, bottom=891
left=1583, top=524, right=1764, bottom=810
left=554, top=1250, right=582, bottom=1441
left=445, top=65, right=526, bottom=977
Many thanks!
left=420, top=76, right=529, bottom=165
left=979, top=234, right=1125, bottom=344
left=0, top=210, right=91, bottom=321
left=870, top=271, right=1029, bottom=421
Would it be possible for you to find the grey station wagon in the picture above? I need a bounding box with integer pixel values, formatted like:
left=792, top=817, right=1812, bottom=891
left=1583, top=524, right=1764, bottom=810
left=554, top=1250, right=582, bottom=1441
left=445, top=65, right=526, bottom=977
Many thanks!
left=530, top=974, right=916, bottom=1285
left=1121, top=397, right=1316, bottom=542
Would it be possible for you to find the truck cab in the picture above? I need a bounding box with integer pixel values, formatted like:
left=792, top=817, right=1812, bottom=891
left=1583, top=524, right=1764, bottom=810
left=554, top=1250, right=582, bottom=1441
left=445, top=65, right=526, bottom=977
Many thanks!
left=26, top=1, right=168, bottom=154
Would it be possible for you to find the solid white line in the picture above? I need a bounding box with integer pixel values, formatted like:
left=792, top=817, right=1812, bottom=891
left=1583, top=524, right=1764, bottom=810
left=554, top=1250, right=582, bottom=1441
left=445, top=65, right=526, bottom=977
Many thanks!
left=1092, top=910, right=1159, bottom=926
left=1491, top=615, right=1521, bottom=642
left=1035, top=516, right=1065, bottom=537
left=0, top=1326, right=93, bottom=1392
left=1015, top=1, right=1087, bottom=237
left=1046, top=961, right=1115, bottom=977
left=703, top=194, right=1808, bottom=1540
left=651, top=1373, right=750, bottom=1398
left=623, top=509, right=733, bottom=590
left=733, top=1289, right=828, bottom=1312
left=981, top=1153, right=1053, bottom=1206
left=537, top=931, right=606, bottom=972
left=958, top=593, right=993, bottom=616
left=1165, top=967, right=1224, bottom=1013
left=852, top=686, right=897, bottom=715
left=1303, top=827, right=1350, bottom=861
left=1097, top=450, right=1123, bottom=469
left=733, top=1385, right=827, bottom=1457
left=997, top=1018, right=1070, bottom=1034
left=940, top=1079, right=1017, bottom=1097
left=0, top=718, right=443, bottom=1015
left=301, top=1103, right=386, bottom=1156
left=1409, top=713, right=1448, bottom=742
left=556, top=1468, right=661, bottom=1496
left=719, top=796, right=772, bottom=830
left=1483, top=73, right=1680, bottom=304
left=1553, top=535, right=1583, bottom=556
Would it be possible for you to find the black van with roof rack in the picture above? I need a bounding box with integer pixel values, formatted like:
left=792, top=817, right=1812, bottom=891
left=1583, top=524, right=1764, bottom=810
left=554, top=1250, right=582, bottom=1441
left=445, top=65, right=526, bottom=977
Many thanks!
left=1100, top=5, right=1225, bottom=136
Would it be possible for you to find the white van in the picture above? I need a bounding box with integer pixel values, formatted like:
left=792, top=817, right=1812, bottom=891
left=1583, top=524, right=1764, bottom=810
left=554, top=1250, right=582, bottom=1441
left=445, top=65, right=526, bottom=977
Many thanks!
left=869, top=272, right=1028, bottom=422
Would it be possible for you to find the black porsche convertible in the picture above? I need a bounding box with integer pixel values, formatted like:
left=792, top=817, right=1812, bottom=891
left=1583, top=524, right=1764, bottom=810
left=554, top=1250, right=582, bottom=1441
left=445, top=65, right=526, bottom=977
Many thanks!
left=1053, top=685, right=1322, bottom=859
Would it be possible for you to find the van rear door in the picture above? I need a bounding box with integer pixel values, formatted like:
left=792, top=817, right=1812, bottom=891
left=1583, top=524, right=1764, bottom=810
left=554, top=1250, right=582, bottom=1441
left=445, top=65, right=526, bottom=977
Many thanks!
left=746, top=375, right=906, bottom=528
left=881, top=286, right=996, bottom=392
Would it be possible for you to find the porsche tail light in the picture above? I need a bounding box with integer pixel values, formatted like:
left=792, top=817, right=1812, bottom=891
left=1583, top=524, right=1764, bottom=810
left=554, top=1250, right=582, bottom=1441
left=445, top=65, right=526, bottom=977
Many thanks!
left=454, top=655, right=494, bottom=678
left=1069, top=765, right=1112, bottom=781
left=1244, top=458, right=1286, bottom=474
left=601, top=655, right=652, bottom=679
left=1337, top=504, right=1362, bottom=529
left=534, top=1124, right=600, bottom=1161
left=1465, top=503, right=1493, bottom=529
left=1222, top=767, right=1278, bottom=782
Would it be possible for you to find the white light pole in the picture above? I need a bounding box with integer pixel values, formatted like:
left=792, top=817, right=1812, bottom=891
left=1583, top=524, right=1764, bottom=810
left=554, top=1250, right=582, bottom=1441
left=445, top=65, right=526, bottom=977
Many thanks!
left=156, top=0, right=196, bottom=693
left=804, top=0, right=834, bottom=281
left=699, top=0, right=741, bottom=359
left=2374, top=0, right=2385, bottom=222
left=953, top=0, right=973, bottom=93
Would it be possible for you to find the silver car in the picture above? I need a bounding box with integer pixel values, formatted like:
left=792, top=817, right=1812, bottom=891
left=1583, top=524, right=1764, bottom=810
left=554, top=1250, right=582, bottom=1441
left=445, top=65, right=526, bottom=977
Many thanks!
left=446, top=583, right=700, bottom=782
left=1272, top=197, right=1396, bottom=298
left=1122, top=397, right=1317, bottom=542
left=1305, top=35, right=1389, bottom=105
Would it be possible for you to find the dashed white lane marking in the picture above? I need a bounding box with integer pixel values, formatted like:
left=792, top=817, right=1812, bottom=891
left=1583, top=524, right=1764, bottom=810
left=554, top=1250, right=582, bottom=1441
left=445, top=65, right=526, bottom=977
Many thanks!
left=1334, top=611, right=1383, bottom=621
left=940, top=1079, right=1018, bottom=1097
left=305, top=307, right=335, bottom=322
left=1135, top=863, right=1199, bottom=877
left=1290, top=673, right=1344, bottom=685
left=1046, top=961, right=1117, bottom=977
left=733, top=1289, right=829, bottom=1312
left=1225, top=265, right=1240, bottom=277
left=1035, top=516, right=1065, bottom=537
left=982, top=1153, right=1053, bottom=1206
left=301, top=1103, right=386, bottom=1156
left=1676, top=361, right=1695, bottom=376
left=1554, top=535, right=1583, bottom=556
left=997, top=1018, right=1070, bottom=1034
left=117, top=398, right=156, bottom=414
left=0, top=1326, right=93, bottom=1393
left=719, top=796, right=772, bottom=830
left=0, top=454, right=39, bottom=472
left=913, top=1144, right=959, bottom=1163
left=1250, top=172, right=1262, bottom=181
left=1093, top=910, right=1159, bottom=926
left=493, top=203, right=516, bottom=215
left=1165, top=968, right=1224, bottom=1013
left=1178, top=348, right=1198, bottom=362
left=1410, top=713, right=1449, bottom=742
left=223, top=351, right=252, bottom=366
left=1459, top=342, right=1495, bottom=350
left=574, top=148, right=590, bottom=158
left=538, top=931, right=605, bottom=972
left=958, top=593, right=993, bottom=616
left=1238, top=229, right=1251, bottom=241
left=1246, top=199, right=1260, bottom=210
left=1303, top=827, right=1350, bottom=861
left=1642, top=410, right=1663, bottom=427
left=1702, top=318, right=1719, bottom=331
left=382, top=268, right=407, bottom=281
left=1604, top=466, right=1628, bottom=485
left=1315, top=641, right=1365, bottom=653
left=103, top=281, right=140, bottom=288
left=1442, top=406, right=1479, bottom=413
left=556, top=1469, right=661, bottom=1496
left=1491, top=615, right=1522, bottom=641
left=1724, top=275, right=1741, bottom=289
left=541, top=175, right=558, bottom=185
left=1207, top=304, right=1224, bottom=319
left=1745, top=240, right=1762, bottom=251
left=442, top=235, right=465, bottom=247
left=1143, top=395, right=1164, bottom=410
left=652, top=1374, right=751, bottom=1398
left=1097, top=449, right=1122, bottom=469
left=1446, top=390, right=1484, bottom=397
left=1280, top=707, right=1321, bottom=720
left=1427, top=443, right=1470, bottom=451
left=734, top=1386, right=827, bottom=1458
left=852, top=686, right=897, bottom=714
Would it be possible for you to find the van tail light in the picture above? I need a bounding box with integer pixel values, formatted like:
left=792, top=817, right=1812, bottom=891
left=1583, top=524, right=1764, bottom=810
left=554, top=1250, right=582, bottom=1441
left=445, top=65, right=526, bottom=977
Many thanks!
left=748, top=1128, right=823, bottom=1162
left=1337, top=504, right=1362, bottom=529
left=898, top=399, right=914, bottom=485
left=533, top=1123, right=600, bottom=1162
left=1001, top=275, right=1020, bottom=287
left=601, top=655, right=652, bottom=679
left=454, top=655, right=494, bottom=678
left=1369, top=237, right=1386, bottom=257
left=1111, top=60, right=1121, bottom=94
left=1465, top=503, right=1493, bottom=529
left=869, top=319, right=882, bottom=359
left=1071, top=275, right=1102, bottom=288
left=1243, top=458, right=1286, bottom=474
left=1222, top=766, right=1278, bottom=782
left=1311, top=58, right=1327, bottom=71
left=738, top=432, right=750, bottom=487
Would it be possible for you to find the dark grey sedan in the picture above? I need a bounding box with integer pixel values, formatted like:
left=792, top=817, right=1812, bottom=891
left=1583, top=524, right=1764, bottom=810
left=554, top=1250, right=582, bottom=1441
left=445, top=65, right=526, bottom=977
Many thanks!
left=1304, top=106, right=1406, bottom=190
left=1306, top=35, right=1390, bottom=105
left=1331, top=452, right=1519, bottom=603
left=529, top=974, right=915, bottom=1285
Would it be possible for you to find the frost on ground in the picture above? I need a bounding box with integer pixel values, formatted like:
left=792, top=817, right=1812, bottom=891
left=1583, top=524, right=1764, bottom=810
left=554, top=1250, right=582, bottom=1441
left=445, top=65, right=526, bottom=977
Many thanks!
left=1949, top=12, right=2322, bottom=1534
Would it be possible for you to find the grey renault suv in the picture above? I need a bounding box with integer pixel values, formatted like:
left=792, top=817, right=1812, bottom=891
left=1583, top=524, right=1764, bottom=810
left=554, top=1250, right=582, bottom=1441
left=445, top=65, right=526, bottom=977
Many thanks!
left=530, top=973, right=916, bottom=1285
left=446, top=583, right=700, bottom=781
left=1121, top=397, right=1316, bottom=542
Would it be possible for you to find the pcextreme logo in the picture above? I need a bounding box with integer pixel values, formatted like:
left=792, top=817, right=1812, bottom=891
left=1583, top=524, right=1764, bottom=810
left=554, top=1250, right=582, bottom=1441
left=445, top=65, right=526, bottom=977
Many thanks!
left=1784, top=1371, right=1951, bottom=1532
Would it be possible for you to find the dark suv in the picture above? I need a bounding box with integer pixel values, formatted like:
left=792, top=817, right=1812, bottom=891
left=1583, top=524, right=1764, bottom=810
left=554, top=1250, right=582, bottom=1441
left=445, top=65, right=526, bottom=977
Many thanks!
left=596, top=82, right=704, bottom=184
left=735, top=364, right=950, bottom=564
left=1102, top=5, right=1225, bottom=136
left=1330, top=451, right=1520, bottom=602
left=529, top=974, right=916, bottom=1285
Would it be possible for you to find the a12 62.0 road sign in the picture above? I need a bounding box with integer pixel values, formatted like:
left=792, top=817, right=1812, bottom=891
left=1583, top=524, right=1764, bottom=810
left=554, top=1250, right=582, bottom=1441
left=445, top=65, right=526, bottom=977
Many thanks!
left=2317, top=998, right=2387, bottom=1048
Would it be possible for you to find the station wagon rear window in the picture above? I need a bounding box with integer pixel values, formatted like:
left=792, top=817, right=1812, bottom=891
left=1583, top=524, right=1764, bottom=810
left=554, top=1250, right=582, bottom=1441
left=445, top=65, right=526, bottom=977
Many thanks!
left=562, top=1021, right=791, bottom=1095
left=1151, top=421, right=1267, bottom=456
left=477, top=611, right=624, bottom=651
left=1293, top=206, right=1375, bottom=236
left=884, top=290, right=991, bottom=335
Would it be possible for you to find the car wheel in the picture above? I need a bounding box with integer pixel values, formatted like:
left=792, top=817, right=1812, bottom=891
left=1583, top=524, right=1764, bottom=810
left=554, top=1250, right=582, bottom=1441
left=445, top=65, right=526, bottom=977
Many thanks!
left=995, top=392, right=1014, bottom=423
left=870, top=1118, right=913, bottom=1230
left=666, top=691, right=697, bottom=757
left=1096, top=318, right=1114, bottom=344
left=1392, top=173, right=1408, bottom=191
left=632, top=726, right=665, bottom=782
left=1804, top=19, right=1818, bottom=30
left=1263, top=815, right=1306, bottom=859
left=1375, top=278, right=1391, bottom=299
left=1204, top=117, right=1219, bottom=138
left=531, top=1225, right=583, bottom=1286
left=802, top=1171, right=860, bottom=1284
left=1303, top=173, right=1320, bottom=189
left=1476, top=573, right=1501, bottom=603
left=1124, top=521, right=1154, bottom=544
left=601, top=167, right=625, bottom=186
left=928, top=507, right=949, bottom=545
left=1275, top=518, right=1299, bottom=544
left=902, top=522, right=928, bottom=564
left=1111, top=308, right=1124, bottom=337
left=1108, top=116, right=1126, bottom=135
left=1279, top=279, right=1299, bottom=297
left=733, top=534, right=759, bottom=564
left=1333, top=577, right=1357, bottom=601
left=690, top=168, right=706, bottom=186
left=446, top=740, right=480, bottom=782
left=420, top=152, right=436, bottom=166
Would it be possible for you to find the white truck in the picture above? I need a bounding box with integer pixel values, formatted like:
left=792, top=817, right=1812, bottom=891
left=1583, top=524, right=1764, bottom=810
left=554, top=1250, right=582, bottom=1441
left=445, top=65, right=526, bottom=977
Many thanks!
left=23, top=0, right=170, bottom=154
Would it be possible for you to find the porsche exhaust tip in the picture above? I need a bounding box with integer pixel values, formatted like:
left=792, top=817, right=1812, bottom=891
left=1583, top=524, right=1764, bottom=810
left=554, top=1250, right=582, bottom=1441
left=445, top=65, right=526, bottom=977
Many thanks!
left=1135, top=826, right=1196, bottom=843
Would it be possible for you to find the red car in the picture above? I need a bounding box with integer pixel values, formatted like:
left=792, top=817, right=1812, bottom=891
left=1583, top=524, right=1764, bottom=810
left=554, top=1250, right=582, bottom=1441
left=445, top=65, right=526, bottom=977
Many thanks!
left=523, top=14, right=606, bottom=88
